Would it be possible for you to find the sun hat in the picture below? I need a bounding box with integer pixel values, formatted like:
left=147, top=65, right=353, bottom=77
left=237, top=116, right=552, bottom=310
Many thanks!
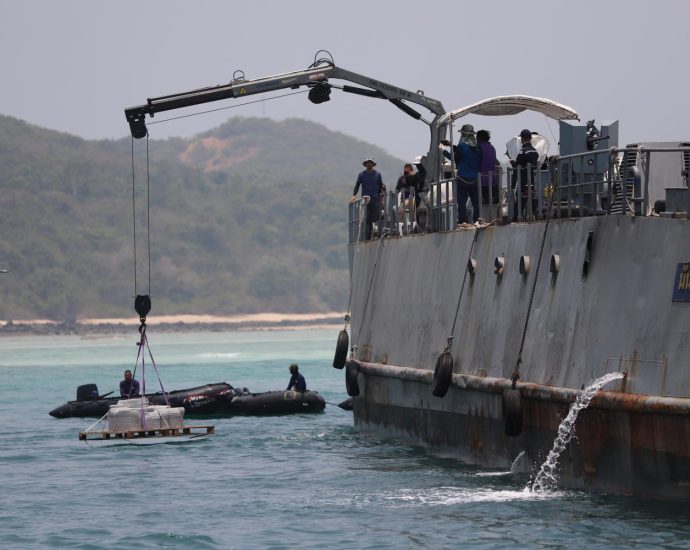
left=458, top=124, right=477, bottom=146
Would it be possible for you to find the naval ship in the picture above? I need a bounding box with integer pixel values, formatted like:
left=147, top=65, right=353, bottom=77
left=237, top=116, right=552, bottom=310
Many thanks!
left=125, top=53, right=690, bottom=499
left=344, top=110, right=690, bottom=499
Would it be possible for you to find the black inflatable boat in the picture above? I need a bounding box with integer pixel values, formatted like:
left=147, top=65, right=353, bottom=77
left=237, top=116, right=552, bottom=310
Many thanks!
left=49, top=382, right=237, bottom=418
left=229, top=390, right=325, bottom=415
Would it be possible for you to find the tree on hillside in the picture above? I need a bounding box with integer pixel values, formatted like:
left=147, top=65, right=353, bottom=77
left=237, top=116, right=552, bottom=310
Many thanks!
left=0, top=115, right=403, bottom=320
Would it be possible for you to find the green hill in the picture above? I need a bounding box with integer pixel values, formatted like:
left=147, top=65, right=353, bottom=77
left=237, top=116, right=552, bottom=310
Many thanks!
left=0, top=115, right=404, bottom=321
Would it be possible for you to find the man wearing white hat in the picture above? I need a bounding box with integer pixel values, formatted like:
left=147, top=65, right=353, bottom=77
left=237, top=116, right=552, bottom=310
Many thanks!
left=352, top=158, right=385, bottom=239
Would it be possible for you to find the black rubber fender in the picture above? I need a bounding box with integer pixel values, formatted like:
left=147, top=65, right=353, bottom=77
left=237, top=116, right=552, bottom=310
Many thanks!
left=345, top=360, right=360, bottom=396
left=502, top=388, right=523, bottom=437
left=431, top=351, right=454, bottom=397
left=333, top=329, right=349, bottom=369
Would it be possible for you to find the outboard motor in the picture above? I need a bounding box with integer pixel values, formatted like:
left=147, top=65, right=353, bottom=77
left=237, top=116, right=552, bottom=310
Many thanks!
left=76, top=384, right=99, bottom=401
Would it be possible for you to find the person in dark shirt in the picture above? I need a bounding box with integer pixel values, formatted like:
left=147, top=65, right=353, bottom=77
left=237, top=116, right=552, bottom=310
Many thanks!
left=352, top=158, right=385, bottom=240
left=119, top=369, right=140, bottom=397
left=286, top=364, right=307, bottom=392
left=511, top=129, right=540, bottom=220
left=477, top=130, right=498, bottom=205
left=395, top=159, right=427, bottom=219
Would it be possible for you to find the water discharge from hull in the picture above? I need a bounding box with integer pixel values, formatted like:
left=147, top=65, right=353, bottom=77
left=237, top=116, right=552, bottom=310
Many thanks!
left=510, top=450, right=530, bottom=474
left=530, top=371, right=625, bottom=493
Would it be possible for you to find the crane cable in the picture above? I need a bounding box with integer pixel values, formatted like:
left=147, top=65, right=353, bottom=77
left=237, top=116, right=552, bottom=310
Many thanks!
left=146, top=90, right=309, bottom=127
left=131, top=134, right=152, bottom=324
left=129, top=133, right=169, bottom=406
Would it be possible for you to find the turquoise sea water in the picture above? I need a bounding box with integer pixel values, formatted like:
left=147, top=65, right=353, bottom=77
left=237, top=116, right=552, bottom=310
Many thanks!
left=2, top=328, right=690, bottom=549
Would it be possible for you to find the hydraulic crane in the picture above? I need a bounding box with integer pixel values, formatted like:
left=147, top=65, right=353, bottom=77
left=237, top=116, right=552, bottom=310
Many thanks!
left=124, top=52, right=447, bottom=181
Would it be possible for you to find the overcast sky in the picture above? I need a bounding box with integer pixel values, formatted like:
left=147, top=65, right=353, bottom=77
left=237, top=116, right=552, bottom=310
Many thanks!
left=2, top=0, right=689, bottom=162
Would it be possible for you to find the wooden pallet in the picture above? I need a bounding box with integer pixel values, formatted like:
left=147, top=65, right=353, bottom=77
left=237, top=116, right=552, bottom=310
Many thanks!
left=79, top=424, right=214, bottom=441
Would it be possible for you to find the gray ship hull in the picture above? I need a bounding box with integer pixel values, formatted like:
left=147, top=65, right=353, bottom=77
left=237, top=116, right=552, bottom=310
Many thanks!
left=347, top=215, right=690, bottom=498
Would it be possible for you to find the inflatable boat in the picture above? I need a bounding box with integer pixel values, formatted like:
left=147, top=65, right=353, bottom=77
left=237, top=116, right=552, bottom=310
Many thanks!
left=49, top=382, right=237, bottom=418
left=229, top=390, right=325, bottom=415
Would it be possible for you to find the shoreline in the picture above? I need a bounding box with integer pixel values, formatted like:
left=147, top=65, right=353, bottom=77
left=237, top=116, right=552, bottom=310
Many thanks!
left=0, top=312, right=345, bottom=336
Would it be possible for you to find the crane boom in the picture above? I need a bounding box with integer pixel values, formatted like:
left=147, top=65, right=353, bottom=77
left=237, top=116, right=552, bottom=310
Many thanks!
left=124, top=59, right=448, bottom=180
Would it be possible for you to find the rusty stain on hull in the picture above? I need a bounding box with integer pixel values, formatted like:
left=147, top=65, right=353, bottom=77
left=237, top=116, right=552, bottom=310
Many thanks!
left=357, top=361, right=690, bottom=416
left=354, top=360, right=690, bottom=498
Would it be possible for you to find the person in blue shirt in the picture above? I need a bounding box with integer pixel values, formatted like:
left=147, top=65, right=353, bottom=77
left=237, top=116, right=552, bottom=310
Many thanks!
left=351, top=158, right=385, bottom=239
left=286, top=364, right=307, bottom=392
left=119, top=369, right=140, bottom=397
left=442, top=124, right=481, bottom=224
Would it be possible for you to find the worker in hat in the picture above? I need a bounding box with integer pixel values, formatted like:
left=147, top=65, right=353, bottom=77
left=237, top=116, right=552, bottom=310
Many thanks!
left=441, top=124, right=480, bottom=224
left=510, top=129, right=540, bottom=221
left=286, top=363, right=307, bottom=392
left=352, top=158, right=385, bottom=240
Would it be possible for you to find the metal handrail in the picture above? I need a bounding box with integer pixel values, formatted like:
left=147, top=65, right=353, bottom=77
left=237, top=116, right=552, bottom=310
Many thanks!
left=427, top=177, right=457, bottom=231
left=348, top=146, right=690, bottom=240
left=348, top=196, right=369, bottom=244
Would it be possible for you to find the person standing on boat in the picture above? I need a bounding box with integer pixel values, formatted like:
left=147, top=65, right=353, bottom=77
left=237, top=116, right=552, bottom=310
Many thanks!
left=477, top=130, right=498, bottom=206
left=441, top=124, right=480, bottom=224
left=511, top=129, right=540, bottom=220
left=119, top=369, right=140, bottom=397
left=395, top=159, right=427, bottom=219
left=352, top=158, right=385, bottom=240
left=286, top=364, right=307, bottom=392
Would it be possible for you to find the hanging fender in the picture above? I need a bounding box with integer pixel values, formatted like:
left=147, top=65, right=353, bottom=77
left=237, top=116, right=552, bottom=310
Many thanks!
left=502, top=388, right=523, bottom=437
left=333, top=329, right=349, bottom=369
left=345, top=359, right=360, bottom=397
left=431, top=351, right=454, bottom=397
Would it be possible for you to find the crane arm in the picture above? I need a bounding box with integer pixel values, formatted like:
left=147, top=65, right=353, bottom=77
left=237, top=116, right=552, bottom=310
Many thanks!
left=124, top=60, right=447, bottom=180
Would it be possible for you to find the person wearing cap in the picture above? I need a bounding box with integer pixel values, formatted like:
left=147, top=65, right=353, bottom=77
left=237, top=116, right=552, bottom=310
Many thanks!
left=395, top=158, right=427, bottom=219
left=477, top=130, right=498, bottom=205
left=352, top=158, right=385, bottom=239
left=511, top=129, right=540, bottom=220
left=441, top=124, right=481, bottom=224
left=286, top=363, right=307, bottom=392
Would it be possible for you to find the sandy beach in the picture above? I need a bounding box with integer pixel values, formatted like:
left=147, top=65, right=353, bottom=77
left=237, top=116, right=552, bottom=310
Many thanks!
left=78, top=312, right=344, bottom=326
left=0, top=312, right=345, bottom=334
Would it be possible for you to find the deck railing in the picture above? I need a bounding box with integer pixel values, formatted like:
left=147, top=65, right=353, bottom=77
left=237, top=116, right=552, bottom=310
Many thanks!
left=347, top=147, right=690, bottom=244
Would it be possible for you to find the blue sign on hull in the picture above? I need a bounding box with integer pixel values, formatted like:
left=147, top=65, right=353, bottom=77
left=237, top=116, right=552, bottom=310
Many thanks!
left=672, top=262, right=690, bottom=302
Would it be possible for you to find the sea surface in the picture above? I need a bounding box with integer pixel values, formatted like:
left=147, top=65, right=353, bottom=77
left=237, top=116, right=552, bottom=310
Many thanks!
left=1, top=328, right=689, bottom=549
